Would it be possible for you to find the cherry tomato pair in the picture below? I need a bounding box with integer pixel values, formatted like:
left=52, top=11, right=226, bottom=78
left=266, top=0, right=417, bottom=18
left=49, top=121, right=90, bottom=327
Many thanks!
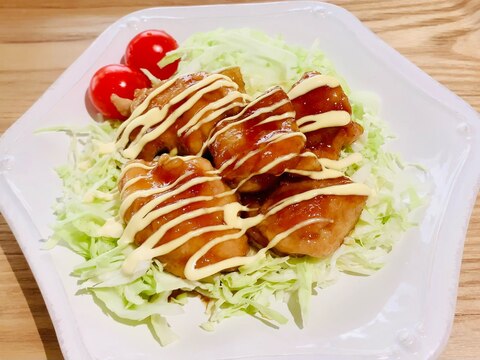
left=88, top=30, right=180, bottom=120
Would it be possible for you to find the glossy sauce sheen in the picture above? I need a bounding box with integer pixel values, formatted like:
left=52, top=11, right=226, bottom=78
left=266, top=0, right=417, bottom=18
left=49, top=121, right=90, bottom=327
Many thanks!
left=289, top=71, right=363, bottom=160
left=118, top=155, right=250, bottom=279
left=208, top=86, right=306, bottom=192
left=115, top=71, right=248, bottom=160
left=253, top=177, right=368, bottom=258
left=118, top=154, right=370, bottom=280
left=114, top=70, right=371, bottom=280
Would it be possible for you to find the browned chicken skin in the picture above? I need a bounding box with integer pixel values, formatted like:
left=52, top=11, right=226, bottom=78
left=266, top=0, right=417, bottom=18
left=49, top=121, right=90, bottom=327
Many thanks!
left=208, top=87, right=305, bottom=192
left=126, top=68, right=247, bottom=160
left=290, top=72, right=363, bottom=160
left=119, top=154, right=249, bottom=278
left=218, top=67, right=246, bottom=93
left=117, top=69, right=369, bottom=277
left=251, top=177, right=367, bottom=258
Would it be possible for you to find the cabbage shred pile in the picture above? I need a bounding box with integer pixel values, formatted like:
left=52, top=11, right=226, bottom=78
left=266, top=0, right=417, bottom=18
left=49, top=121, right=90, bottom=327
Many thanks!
left=49, top=29, right=426, bottom=345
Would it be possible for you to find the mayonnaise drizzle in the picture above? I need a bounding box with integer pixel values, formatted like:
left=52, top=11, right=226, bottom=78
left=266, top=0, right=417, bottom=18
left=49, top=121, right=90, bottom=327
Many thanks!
left=288, top=73, right=351, bottom=134
left=115, top=74, right=246, bottom=159
left=286, top=152, right=363, bottom=180
left=115, top=72, right=369, bottom=281
left=97, top=217, right=124, bottom=238
left=319, top=153, right=363, bottom=170
left=201, top=87, right=303, bottom=178
left=178, top=93, right=247, bottom=136
left=183, top=217, right=328, bottom=280
left=119, top=156, right=370, bottom=280
left=286, top=168, right=344, bottom=181
left=232, top=132, right=306, bottom=171
left=266, top=183, right=371, bottom=217
left=235, top=152, right=300, bottom=190
left=119, top=175, right=222, bottom=238
left=202, top=92, right=291, bottom=152
left=297, top=111, right=350, bottom=133
left=288, top=74, right=340, bottom=100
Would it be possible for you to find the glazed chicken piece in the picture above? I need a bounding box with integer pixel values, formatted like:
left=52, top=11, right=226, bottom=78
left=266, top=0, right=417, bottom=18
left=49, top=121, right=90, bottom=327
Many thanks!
left=119, top=154, right=249, bottom=278
left=250, top=177, right=367, bottom=258
left=287, top=151, right=324, bottom=175
left=117, top=68, right=248, bottom=160
left=238, top=190, right=273, bottom=217
left=217, top=66, right=246, bottom=93
left=208, top=86, right=306, bottom=192
left=289, top=71, right=363, bottom=160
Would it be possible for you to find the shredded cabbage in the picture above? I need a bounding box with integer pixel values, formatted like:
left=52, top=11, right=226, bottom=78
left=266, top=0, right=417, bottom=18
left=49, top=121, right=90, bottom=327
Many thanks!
left=159, top=28, right=349, bottom=97
left=49, top=28, right=428, bottom=345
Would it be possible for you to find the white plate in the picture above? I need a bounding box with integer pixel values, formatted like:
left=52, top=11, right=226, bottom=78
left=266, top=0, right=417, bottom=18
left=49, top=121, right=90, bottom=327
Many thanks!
left=1, top=2, right=479, bottom=359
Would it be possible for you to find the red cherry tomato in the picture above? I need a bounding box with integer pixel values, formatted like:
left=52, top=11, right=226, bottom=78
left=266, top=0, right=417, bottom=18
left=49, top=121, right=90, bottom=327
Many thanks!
left=125, top=30, right=179, bottom=80
left=88, top=64, right=149, bottom=120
